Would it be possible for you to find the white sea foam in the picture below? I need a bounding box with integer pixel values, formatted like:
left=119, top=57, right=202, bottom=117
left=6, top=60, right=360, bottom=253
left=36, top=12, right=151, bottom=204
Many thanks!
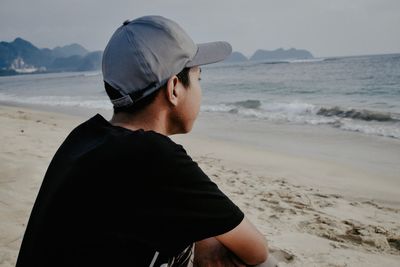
left=0, top=92, right=111, bottom=110
left=337, top=120, right=400, bottom=139
left=261, top=101, right=319, bottom=115
left=201, top=104, right=233, bottom=113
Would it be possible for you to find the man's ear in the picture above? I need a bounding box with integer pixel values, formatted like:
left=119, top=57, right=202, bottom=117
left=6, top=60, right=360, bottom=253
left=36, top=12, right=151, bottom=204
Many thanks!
left=165, top=76, right=180, bottom=106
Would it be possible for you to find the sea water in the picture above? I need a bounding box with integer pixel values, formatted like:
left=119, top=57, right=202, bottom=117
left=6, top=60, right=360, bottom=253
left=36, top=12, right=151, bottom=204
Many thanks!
left=0, top=53, right=399, bottom=139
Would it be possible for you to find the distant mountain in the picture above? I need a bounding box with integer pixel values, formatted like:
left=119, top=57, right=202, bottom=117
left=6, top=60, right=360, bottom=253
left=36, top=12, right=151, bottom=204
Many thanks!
left=221, top=48, right=314, bottom=64
left=50, top=51, right=102, bottom=71
left=77, top=51, right=102, bottom=71
left=224, top=51, right=248, bottom=63
left=52, top=43, right=88, bottom=58
left=250, top=48, right=313, bottom=61
left=0, top=37, right=101, bottom=76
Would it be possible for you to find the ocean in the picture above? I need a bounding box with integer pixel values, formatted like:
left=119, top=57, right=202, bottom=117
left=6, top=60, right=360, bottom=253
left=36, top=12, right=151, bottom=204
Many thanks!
left=1, top=53, right=400, bottom=139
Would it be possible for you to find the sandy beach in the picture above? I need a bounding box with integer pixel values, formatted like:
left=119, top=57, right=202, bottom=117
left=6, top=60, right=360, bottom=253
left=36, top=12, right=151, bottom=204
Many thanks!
left=1, top=104, right=399, bottom=266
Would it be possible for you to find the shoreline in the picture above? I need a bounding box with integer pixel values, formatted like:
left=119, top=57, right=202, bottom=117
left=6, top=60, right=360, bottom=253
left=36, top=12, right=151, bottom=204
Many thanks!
left=2, top=100, right=399, bottom=207
left=1, top=103, right=399, bottom=266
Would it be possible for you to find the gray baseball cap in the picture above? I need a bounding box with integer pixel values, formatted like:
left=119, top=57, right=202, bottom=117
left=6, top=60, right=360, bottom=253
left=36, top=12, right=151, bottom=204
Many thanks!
left=102, top=15, right=232, bottom=108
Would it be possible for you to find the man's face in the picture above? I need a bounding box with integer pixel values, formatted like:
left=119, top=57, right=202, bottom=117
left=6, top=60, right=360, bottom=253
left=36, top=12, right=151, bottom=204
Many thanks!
left=175, top=66, right=202, bottom=133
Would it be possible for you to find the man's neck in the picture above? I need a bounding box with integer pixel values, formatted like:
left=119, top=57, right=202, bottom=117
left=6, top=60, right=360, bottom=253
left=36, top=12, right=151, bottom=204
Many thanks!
left=109, top=109, right=170, bottom=136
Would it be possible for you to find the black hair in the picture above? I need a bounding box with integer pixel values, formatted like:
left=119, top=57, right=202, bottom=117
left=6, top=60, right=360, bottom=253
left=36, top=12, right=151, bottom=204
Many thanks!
left=105, top=67, right=191, bottom=114
left=176, top=67, right=190, bottom=88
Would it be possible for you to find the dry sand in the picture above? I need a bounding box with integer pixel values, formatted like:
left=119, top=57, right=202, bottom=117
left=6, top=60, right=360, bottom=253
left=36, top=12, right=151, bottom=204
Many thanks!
left=0, top=104, right=399, bottom=266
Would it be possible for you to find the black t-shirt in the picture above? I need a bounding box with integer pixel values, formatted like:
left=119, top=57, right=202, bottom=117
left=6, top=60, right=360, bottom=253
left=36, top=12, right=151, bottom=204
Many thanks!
left=16, top=114, right=244, bottom=267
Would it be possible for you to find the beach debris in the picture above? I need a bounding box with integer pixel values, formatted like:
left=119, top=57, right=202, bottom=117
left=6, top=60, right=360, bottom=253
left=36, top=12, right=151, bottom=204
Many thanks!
left=387, top=237, right=400, bottom=251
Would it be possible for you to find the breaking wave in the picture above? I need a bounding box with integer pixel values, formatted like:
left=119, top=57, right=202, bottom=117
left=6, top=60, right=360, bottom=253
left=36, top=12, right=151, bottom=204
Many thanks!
left=202, top=100, right=400, bottom=139
left=316, top=106, right=399, bottom=122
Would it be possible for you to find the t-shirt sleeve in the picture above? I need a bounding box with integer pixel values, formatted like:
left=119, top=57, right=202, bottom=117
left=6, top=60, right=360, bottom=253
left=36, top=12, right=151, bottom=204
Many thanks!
left=147, top=133, right=244, bottom=253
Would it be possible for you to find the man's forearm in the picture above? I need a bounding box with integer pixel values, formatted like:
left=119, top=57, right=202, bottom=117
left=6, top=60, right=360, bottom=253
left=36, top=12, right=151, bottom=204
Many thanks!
left=194, top=237, right=278, bottom=267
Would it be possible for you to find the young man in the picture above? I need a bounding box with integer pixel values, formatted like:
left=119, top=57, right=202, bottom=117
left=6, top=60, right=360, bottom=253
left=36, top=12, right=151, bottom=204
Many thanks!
left=16, top=16, right=276, bottom=266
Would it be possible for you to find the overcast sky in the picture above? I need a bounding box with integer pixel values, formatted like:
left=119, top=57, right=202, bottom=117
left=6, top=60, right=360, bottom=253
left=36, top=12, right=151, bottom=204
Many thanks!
left=1, top=0, right=399, bottom=57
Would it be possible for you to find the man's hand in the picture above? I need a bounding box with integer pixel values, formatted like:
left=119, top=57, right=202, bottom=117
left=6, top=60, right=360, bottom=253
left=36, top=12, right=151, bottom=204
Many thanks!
left=194, top=237, right=246, bottom=267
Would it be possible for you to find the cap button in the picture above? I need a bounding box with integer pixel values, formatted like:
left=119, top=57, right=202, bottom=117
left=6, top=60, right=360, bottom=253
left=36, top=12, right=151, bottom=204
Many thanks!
left=123, top=20, right=130, bottom=26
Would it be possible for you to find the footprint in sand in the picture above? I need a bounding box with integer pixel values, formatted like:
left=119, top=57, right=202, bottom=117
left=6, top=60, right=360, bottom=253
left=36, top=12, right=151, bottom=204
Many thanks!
left=269, top=247, right=295, bottom=263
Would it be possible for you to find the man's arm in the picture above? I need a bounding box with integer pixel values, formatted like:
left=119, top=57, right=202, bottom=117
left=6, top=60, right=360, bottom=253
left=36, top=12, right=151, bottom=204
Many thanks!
left=194, top=237, right=246, bottom=267
left=215, top=217, right=268, bottom=265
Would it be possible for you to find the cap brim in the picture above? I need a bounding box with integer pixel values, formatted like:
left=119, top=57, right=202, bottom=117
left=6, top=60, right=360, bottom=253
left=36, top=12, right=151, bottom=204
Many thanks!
left=186, top=41, right=232, bottom=67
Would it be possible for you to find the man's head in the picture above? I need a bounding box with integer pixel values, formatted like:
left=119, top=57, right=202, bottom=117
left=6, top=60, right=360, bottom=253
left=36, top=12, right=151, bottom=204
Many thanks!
left=104, top=67, right=191, bottom=115
left=102, top=15, right=231, bottom=133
